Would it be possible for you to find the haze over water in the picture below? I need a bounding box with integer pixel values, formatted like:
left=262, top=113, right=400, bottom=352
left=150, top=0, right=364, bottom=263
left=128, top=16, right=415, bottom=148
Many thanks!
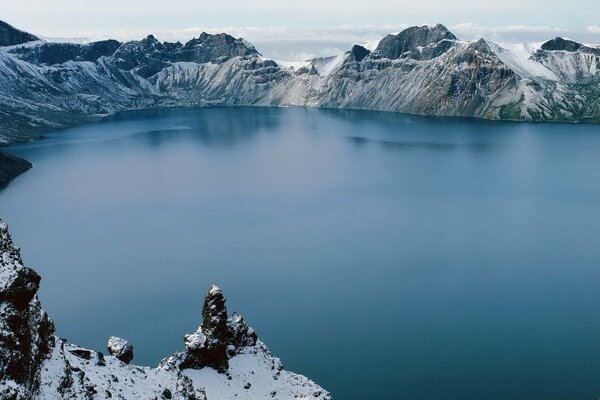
left=2, top=107, right=600, bottom=399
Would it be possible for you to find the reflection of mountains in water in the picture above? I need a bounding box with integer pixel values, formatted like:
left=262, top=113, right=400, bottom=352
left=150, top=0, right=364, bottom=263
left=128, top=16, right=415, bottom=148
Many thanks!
left=121, top=107, right=285, bottom=147
left=347, top=136, right=490, bottom=152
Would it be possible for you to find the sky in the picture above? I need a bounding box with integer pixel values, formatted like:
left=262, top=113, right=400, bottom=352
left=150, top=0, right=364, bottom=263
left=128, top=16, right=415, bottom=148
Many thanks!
left=2, top=0, right=600, bottom=60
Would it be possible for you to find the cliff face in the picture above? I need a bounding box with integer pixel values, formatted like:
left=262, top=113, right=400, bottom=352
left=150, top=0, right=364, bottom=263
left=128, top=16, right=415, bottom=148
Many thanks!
left=0, top=221, right=54, bottom=400
left=0, top=21, right=599, bottom=146
left=0, top=219, right=331, bottom=400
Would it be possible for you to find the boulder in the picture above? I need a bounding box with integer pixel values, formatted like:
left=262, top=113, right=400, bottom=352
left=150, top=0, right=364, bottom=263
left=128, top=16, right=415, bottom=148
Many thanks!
left=107, top=336, right=134, bottom=364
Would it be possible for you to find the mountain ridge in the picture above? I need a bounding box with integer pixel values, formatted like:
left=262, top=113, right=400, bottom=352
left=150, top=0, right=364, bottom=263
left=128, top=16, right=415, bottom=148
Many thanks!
left=0, top=20, right=598, bottom=153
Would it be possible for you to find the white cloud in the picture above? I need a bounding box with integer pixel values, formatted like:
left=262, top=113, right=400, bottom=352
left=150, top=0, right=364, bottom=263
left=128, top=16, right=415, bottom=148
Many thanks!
left=80, top=24, right=411, bottom=44
left=451, top=23, right=568, bottom=41
left=41, top=23, right=600, bottom=62
left=587, top=26, right=600, bottom=34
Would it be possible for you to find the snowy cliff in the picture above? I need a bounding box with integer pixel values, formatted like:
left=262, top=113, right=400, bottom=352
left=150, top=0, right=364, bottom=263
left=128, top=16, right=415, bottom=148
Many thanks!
left=0, top=20, right=599, bottom=147
left=0, top=220, right=331, bottom=400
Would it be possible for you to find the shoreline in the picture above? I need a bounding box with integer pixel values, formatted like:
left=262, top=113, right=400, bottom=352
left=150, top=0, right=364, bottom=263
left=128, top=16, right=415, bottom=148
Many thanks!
left=1, top=103, right=598, bottom=189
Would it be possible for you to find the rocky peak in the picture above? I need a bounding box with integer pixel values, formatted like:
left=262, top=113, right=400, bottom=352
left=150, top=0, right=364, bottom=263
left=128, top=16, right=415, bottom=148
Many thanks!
left=375, top=23, right=457, bottom=60
left=163, top=285, right=257, bottom=373
left=174, top=32, right=259, bottom=64
left=540, top=37, right=600, bottom=57
left=0, top=20, right=38, bottom=47
left=347, top=44, right=371, bottom=63
left=541, top=37, right=583, bottom=52
left=201, top=284, right=230, bottom=346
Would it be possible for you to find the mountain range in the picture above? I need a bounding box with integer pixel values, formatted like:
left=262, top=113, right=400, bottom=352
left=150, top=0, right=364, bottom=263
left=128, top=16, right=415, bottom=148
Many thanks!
left=0, top=19, right=599, bottom=183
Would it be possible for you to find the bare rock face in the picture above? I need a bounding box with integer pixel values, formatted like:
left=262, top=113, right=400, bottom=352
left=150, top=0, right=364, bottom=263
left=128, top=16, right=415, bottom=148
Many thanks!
left=374, top=23, right=457, bottom=60
left=0, top=220, right=55, bottom=400
left=107, top=336, right=134, bottom=364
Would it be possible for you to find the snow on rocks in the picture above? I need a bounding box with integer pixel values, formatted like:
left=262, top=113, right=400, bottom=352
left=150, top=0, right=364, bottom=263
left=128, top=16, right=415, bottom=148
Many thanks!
left=0, top=219, right=55, bottom=400
left=107, top=336, right=134, bottom=364
left=0, top=219, right=331, bottom=399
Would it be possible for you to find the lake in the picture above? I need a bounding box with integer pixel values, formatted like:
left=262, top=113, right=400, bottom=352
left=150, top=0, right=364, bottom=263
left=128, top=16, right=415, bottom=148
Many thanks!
left=2, top=107, right=600, bottom=399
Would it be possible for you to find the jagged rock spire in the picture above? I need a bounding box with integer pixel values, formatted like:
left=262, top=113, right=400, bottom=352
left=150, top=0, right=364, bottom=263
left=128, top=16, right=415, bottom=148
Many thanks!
left=166, top=284, right=257, bottom=373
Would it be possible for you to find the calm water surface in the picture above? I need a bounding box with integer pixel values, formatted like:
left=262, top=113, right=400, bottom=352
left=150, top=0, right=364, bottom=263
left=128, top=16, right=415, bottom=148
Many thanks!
left=2, top=107, right=600, bottom=399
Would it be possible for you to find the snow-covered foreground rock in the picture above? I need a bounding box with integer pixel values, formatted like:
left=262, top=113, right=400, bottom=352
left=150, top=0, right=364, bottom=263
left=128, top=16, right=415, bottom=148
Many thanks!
left=0, top=219, right=331, bottom=400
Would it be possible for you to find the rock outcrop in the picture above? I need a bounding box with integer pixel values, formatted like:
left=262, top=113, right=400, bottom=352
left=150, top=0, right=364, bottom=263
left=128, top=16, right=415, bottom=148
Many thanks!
left=0, top=221, right=55, bottom=400
left=107, top=337, right=134, bottom=364
left=0, top=219, right=331, bottom=399
left=373, top=23, right=458, bottom=60
left=160, top=285, right=258, bottom=373
left=0, top=152, right=32, bottom=188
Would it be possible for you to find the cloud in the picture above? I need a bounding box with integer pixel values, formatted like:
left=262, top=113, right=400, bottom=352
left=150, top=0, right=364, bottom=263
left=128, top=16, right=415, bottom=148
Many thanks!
left=450, top=23, right=568, bottom=41
left=100, top=24, right=411, bottom=44
left=44, top=23, right=600, bottom=62
left=587, top=26, right=600, bottom=34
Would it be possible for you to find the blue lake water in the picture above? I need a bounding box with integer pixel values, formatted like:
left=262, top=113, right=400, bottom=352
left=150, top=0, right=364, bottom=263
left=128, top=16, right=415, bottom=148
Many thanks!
left=2, top=107, right=600, bottom=399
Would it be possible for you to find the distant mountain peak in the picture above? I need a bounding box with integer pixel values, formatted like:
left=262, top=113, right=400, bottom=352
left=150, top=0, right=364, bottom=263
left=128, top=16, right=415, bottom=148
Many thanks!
left=541, top=37, right=583, bottom=52
left=374, top=23, right=458, bottom=60
left=0, top=20, right=39, bottom=46
left=540, top=37, right=600, bottom=56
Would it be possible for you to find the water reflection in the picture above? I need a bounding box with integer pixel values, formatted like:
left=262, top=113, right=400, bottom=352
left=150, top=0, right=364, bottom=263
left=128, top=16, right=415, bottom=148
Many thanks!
left=2, top=107, right=600, bottom=400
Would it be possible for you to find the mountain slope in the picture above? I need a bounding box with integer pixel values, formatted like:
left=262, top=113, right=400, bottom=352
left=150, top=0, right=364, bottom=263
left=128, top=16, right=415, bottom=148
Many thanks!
left=0, top=21, right=599, bottom=148
left=0, top=219, right=331, bottom=400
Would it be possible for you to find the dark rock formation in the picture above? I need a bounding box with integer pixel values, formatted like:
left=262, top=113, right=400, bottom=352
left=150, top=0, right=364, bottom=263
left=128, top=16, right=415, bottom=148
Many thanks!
left=162, top=285, right=257, bottom=373
left=374, top=23, right=457, bottom=60
left=540, top=37, right=600, bottom=56
left=541, top=37, right=583, bottom=52
left=0, top=20, right=38, bottom=47
left=0, top=151, right=32, bottom=188
left=346, top=45, right=370, bottom=63
left=173, top=32, right=259, bottom=64
left=107, top=336, right=134, bottom=364
left=110, top=32, right=258, bottom=78
left=0, top=220, right=55, bottom=400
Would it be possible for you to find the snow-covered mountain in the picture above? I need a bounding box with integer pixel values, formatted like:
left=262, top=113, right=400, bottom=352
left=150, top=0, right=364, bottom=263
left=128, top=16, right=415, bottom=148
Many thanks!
left=0, top=219, right=331, bottom=400
left=0, top=19, right=599, bottom=149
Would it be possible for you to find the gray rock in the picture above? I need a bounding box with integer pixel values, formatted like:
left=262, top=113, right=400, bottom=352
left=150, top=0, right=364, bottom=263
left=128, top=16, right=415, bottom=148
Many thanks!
left=107, top=336, right=134, bottom=364
left=374, top=23, right=457, bottom=60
